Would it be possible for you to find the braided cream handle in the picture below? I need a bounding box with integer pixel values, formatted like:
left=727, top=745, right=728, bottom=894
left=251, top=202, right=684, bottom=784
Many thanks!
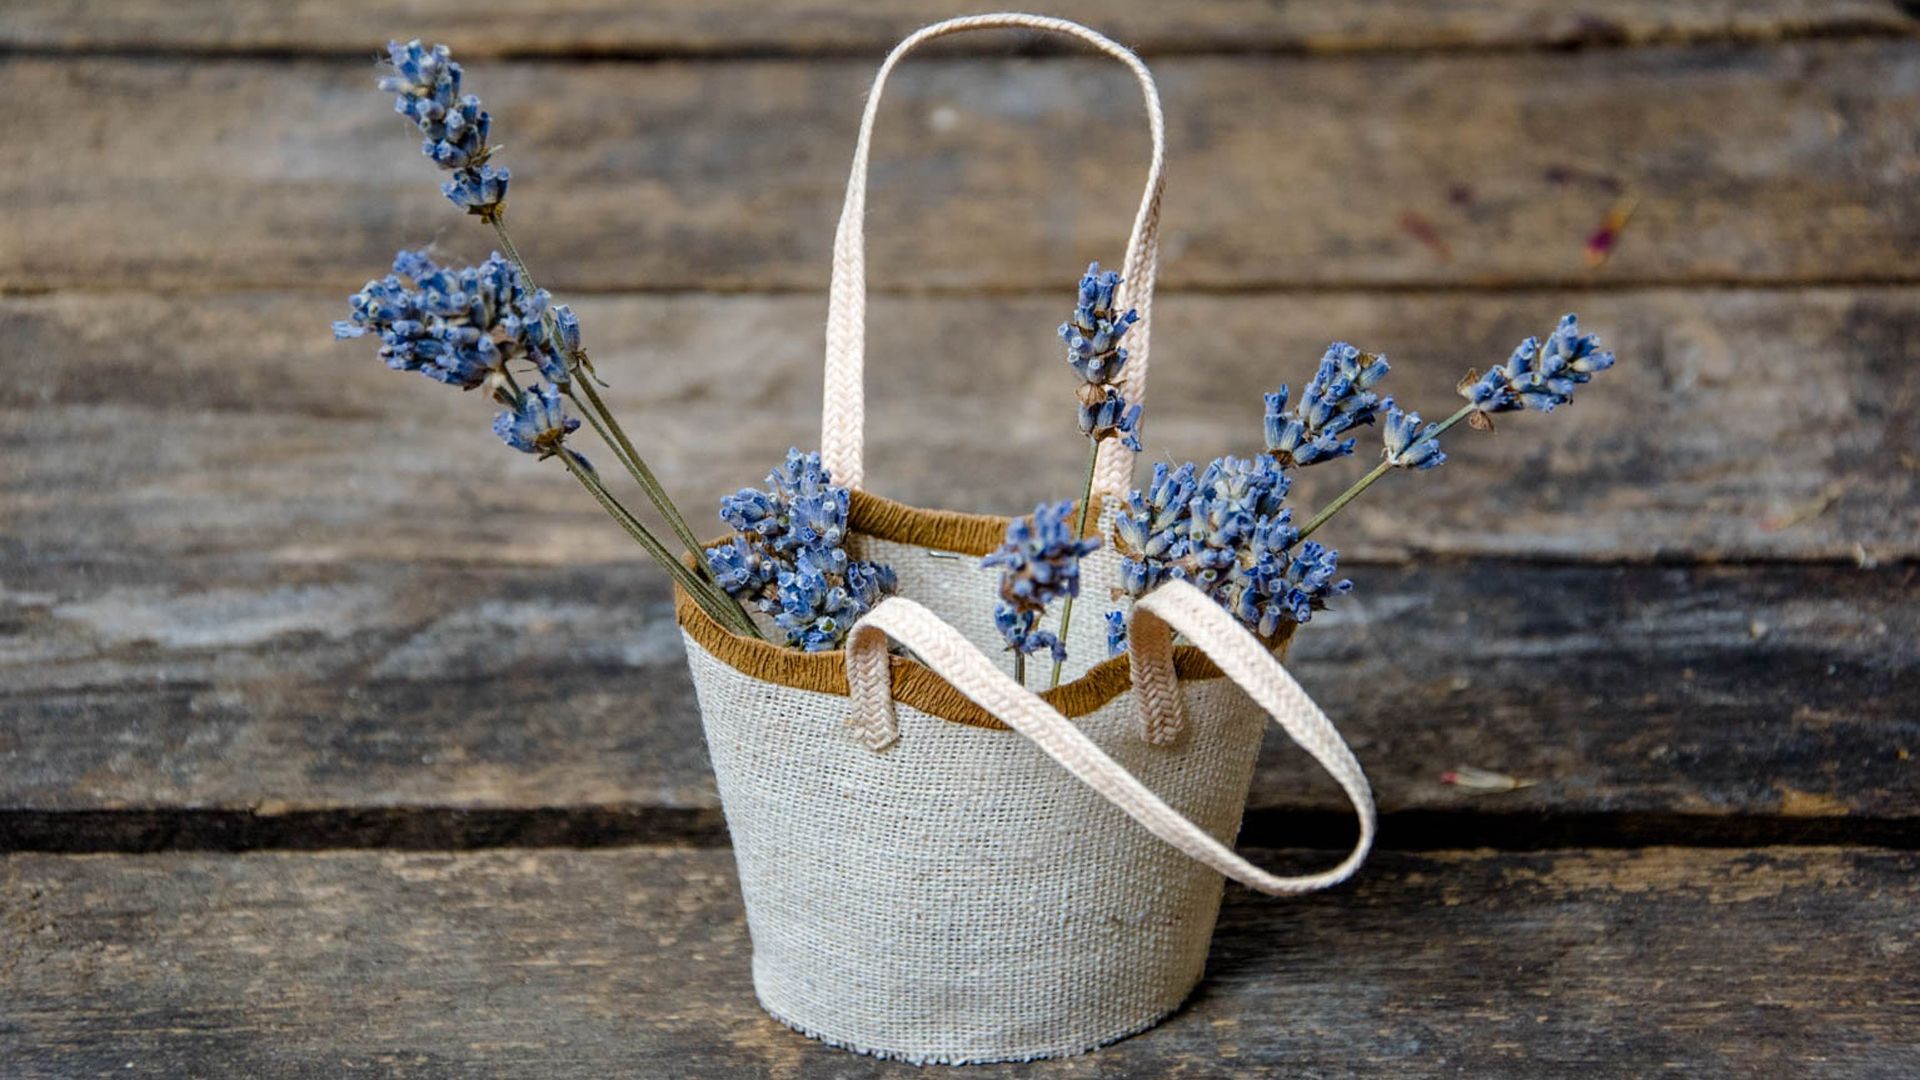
left=820, top=13, right=1167, bottom=500
left=843, top=588, right=1375, bottom=896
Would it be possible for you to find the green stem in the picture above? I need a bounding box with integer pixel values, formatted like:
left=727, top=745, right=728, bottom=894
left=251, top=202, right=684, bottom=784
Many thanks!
left=1295, top=403, right=1477, bottom=543
left=1048, top=442, right=1103, bottom=689
left=564, top=400, right=758, bottom=634
left=486, top=213, right=534, bottom=288
left=574, top=376, right=710, bottom=563
left=1014, top=651, right=1027, bottom=688
left=486, top=212, right=756, bottom=632
left=559, top=452, right=760, bottom=636
left=488, top=214, right=705, bottom=552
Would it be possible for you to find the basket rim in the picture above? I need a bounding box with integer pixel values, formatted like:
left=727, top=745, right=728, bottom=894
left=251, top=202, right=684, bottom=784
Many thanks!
left=674, top=488, right=1285, bottom=730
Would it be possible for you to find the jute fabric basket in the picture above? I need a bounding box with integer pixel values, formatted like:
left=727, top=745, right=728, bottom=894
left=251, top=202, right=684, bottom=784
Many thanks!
left=676, top=14, right=1377, bottom=1065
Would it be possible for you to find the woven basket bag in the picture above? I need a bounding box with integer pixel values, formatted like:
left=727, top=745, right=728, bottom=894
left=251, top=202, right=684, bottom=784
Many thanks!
left=674, top=14, right=1377, bottom=1065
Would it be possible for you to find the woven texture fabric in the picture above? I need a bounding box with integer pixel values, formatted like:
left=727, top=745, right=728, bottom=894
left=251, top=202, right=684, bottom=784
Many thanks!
left=683, top=584, right=1267, bottom=1064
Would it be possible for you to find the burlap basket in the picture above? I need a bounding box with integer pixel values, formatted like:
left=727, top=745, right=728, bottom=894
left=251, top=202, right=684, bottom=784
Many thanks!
left=675, top=14, right=1376, bottom=1065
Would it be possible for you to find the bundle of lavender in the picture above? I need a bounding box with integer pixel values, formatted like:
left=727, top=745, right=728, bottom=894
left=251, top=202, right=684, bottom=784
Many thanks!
left=986, top=263, right=1615, bottom=688
left=333, top=42, right=896, bottom=650
left=336, top=41, right=1614, bottom=676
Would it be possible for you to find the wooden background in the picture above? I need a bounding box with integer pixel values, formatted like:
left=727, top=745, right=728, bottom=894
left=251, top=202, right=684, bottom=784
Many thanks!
left=3, top=2, right=1917, bottom=1076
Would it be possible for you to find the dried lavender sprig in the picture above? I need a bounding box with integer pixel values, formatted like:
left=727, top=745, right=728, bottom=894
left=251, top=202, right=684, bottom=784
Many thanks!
left=333, top=246, right=753, bottom=627
left=371, top=40, right=733, bottom=606
left=1053, top=263, right=1144, bottom=687
left=1296, top=314, right=1613, bottom=544
left=985, top=500, right=1102, bottom=684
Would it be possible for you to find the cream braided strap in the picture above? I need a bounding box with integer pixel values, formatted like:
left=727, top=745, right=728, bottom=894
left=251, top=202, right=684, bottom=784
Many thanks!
left=843, top=592, right=1375, bottom=896
left=1125, top=581, right=1376, bottom=890
left=820, top=13, right=1167, bottom=500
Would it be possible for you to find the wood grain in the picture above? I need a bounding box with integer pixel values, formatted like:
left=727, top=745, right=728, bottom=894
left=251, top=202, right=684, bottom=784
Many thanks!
left=4, top=845, right=1916, bottom=1077
left=4, top=552, right=1912, bottom=849
left=8, top=288, right=1915, bottom=565
left=6, top=41, right=1920, bottom=292
left=2, top=0, right=1912, bottom=57
left=11, top=286, right=1914, bottom=847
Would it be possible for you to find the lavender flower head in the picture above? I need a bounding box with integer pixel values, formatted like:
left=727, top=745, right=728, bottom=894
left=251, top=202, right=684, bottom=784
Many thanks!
left=706, top=449, right=896, bottom=652
left=333, top=249, right=567, bottom=389
left=1059, top=263, right=1140, bottom=386
left=492, top=382, right=581, bottom=461
left=772, top=545, right=896, bottom=653
left=1265, top=342, right=1392, bottom=467
left=718, top=448, right=850, bottom=557
left=1461, top=314, right=1615, bottom=415
left=1077, top=386, right=1143, bottom=452
left=1381, top=400, right=1447, bottom=471
left=380, top=40, right=509, bottom=216
left=1114, top=454, right=1349, bottom=642
left=984, top=500, right=1103, bottom=662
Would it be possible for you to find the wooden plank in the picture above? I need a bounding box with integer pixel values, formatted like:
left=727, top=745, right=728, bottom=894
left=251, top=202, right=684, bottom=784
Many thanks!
left=6, top=42, right=1920, bottom=292
left=6, top=288, right=1914, bottom=563
left=7, top=286, right=1914, bottom=846
left=4, top=553, right=1912, bottom=849
left=3, top=846, right=1915, bottom=1076
left=2, top=1, right=1911, bottom=57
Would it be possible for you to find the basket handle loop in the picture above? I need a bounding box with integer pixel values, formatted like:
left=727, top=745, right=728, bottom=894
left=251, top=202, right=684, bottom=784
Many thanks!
left=843, top=586, right=1375, bottom=896
left=820, top=13, right=1167, bottom=502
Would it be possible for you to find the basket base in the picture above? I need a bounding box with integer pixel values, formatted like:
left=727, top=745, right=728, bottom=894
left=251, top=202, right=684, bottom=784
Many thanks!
left=753, top=977, right=1201, bottom=1067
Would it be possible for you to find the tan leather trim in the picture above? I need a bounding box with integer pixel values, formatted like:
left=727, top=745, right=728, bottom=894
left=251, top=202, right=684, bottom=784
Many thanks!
left=675, top=496, right=1292, bottom=729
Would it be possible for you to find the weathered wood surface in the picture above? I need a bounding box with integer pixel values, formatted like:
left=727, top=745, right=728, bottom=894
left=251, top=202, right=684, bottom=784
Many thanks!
left=4, top=846, right=1915, bottom=1078
left=7, top=9, right=1916, bottom=1076
left=9, top=284, right=1915, bottom=849
left=5, top=0, right=1915, bottom=57
left=9, top=288, right=1915, bottom=564
left=7, top=41, right=1920, bottom=293
left=5, top=553, right=1912, bottom=850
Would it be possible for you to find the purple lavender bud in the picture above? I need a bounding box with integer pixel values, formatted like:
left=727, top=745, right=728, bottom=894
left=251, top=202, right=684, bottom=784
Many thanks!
left=1077, top=386, right=1145, bottom=452
left=1382, top=400, right=1447, bottom=471
left=1104, top=609, right=1129, bottom=657
left=381, top=41, right=508, bottom=216
left=492, top=383, right=580, bottom=459
left=1265, top=342, right=1391, bottom=467
left=1059, top=262, right=1140, bottom=386
left=1463, top=314, right=1614, bottom=415
left=711, top=449, right=894, bottom=651
left=984, top=501, right=1103, bottom=659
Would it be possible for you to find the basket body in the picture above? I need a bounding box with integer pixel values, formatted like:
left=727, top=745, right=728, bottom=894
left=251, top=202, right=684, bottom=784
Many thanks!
left=680, top=508, right=1270, bottom=1064
left=670, top=15, right=1371, bottom=1062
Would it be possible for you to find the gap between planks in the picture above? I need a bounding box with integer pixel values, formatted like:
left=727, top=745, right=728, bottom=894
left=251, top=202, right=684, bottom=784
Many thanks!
left=3, top=806, right=1914, bottom=856
left=2, top=4, right=1916, bottom=62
